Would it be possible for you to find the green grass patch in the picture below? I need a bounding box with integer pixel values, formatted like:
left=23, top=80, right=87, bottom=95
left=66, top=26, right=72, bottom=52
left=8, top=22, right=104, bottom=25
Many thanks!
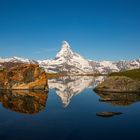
left=109, top=69, right=140, bottom=81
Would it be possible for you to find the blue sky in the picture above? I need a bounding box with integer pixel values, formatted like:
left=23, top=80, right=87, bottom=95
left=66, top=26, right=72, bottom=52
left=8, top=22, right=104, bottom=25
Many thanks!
left=0, top=0, right=140, bottom=61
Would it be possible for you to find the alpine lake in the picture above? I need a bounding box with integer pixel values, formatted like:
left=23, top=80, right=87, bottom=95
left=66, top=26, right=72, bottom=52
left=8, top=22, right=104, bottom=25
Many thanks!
left=0, top=76, right=140, bottom=140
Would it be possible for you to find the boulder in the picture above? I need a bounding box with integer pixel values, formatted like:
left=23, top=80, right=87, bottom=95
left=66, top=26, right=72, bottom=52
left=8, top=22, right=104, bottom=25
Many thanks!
left=0, top=64, right=48, bottom=90
left=94, top=76, right=140, bottom=93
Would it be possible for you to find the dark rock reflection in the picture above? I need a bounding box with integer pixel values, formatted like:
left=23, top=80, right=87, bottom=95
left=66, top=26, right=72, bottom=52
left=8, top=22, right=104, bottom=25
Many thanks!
left=0, top=90, right=48, bottom=114
left=95, top=91, right=140, bottom=106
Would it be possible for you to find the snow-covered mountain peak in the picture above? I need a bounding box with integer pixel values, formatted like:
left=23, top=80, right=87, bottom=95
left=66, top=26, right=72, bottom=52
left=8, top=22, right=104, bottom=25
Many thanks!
left=55, top=41, right=74, bottom=59
left=62, top=41, right=71, bottom=49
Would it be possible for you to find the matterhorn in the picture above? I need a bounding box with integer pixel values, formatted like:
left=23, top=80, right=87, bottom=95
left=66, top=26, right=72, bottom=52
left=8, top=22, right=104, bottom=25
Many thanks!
left=39, top=41, right=94, bottom=74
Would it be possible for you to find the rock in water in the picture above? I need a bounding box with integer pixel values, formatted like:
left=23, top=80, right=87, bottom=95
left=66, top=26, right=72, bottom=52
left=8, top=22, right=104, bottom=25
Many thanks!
left=0, top=64, right=48, bottom=90
left=96, top=112, right=122, bottom=117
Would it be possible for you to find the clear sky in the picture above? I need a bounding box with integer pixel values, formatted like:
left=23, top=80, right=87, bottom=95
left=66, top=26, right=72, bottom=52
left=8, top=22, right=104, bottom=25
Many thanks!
left=0, top=0, right=140, bottom=61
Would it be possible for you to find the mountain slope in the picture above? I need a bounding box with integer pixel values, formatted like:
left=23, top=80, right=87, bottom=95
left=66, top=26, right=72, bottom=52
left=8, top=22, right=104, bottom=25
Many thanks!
left=93, top=59, right=140, bottom=74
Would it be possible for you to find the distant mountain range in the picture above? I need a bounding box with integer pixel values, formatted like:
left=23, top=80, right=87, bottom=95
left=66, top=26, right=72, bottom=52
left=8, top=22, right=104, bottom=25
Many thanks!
left=0, top=41, right=140, bottom=74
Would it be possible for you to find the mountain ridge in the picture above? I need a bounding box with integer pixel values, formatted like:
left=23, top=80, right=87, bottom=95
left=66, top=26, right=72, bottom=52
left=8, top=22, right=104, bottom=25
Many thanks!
left=38, top=41, right=140, bottom=74
left=0, top=41, right=140, bottom=74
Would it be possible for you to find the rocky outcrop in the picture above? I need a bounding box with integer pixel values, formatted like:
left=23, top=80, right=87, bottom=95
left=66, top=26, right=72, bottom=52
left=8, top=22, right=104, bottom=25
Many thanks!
left=0, top=90, right=48, bottom=114
left=94, top=76, right=140, bottom=93
left=0, top=64, right=48, bottom=90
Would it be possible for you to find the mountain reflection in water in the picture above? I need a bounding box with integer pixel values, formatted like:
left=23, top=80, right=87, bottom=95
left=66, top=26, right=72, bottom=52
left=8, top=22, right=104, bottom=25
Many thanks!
left=0, top=90, right=48, bottom=114
left=48, top=76, right=105, bottom=107
left=0, top=76, right=139, bottom=115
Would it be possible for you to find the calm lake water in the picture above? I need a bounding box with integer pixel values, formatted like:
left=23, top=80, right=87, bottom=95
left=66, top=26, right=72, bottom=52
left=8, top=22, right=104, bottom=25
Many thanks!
left=0, top=76, right=140, bottom=140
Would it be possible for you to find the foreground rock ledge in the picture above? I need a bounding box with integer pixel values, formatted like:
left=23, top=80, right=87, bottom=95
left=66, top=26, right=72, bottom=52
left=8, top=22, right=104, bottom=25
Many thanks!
left=94, top=76, right=140, bottom=93
left=0, top=64, right=48, bottom=90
